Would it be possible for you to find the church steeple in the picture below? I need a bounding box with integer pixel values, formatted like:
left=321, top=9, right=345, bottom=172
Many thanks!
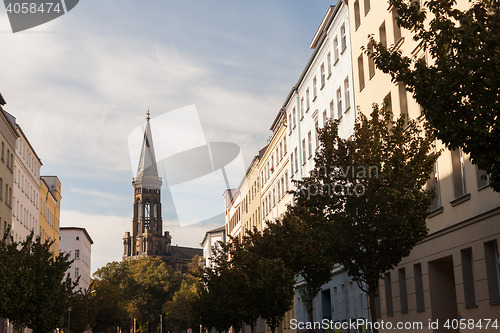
left=123, top=111, right=170, bottom=259
left=134, top=112, right=162, bottom=190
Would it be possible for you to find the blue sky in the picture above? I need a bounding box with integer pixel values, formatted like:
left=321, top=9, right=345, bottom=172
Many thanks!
left=0, top=0, right=333, bottom=273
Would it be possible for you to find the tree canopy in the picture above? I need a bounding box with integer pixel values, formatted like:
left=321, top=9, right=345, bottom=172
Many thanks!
left=368, top=0, right=500, bottom=191
left=289, top=103, right=438, bottom=331
left=0, top=232, right=77, bottom=333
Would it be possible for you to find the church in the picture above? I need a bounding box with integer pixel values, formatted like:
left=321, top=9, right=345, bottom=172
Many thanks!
left=122, top=112, right=202, bottom=273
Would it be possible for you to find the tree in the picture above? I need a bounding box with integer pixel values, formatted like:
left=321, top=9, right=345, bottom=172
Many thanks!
left=0, top=232, right=76, bottom=333
left=92, top=258, right=181, bottom=333
left=199, top=244, right=246, bottom=333
left=61, top=288, right=96, bottom=333
left=163, top=258, right=203, bottom=333
left=230, top=231, right=296, bottom=333
left=265, top=208, right=335, bottom=326
left=291, top=103, right=438, bottom=332
left=92, top=262, right=132, bottom=332
left=367, top=0, right=500, bottom=191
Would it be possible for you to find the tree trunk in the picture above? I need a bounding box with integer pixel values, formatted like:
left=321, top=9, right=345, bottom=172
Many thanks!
left=308, top=297, right=315, bottom=333
left=368, top=286, right=379, bottom=333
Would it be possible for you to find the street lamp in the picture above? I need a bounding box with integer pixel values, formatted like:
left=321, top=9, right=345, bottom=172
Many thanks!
left=68, top=307, right=72, bottom=333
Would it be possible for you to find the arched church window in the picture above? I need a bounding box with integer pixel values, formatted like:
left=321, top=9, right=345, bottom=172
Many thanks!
left=144, top=202, right=151, bottom=230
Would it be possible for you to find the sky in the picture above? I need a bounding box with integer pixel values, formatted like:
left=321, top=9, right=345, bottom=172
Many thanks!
left=0, top=0, right=333, bottom=274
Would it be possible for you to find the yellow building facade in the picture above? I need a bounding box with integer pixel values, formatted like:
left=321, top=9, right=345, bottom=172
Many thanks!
left=39, top=176, right=61, bottom=255
left=348, top=0, right=500, bottom=331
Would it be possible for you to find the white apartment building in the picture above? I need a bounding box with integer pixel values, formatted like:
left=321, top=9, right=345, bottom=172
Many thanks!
left=11, top=124, right=41, bottom=243
left=286, top=1, right=355, bottom=185
left=60, top=227, right=93, bottom=290
left=282, top=1, right=370, bottom=327
left=200, top=225, right=225, bottom=269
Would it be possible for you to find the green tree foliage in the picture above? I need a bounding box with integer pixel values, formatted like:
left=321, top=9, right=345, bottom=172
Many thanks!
left=231, top=231, right=295, bottom=333
left=61, top=288, right=96, bottom=333
left=265, top=207, right=334, bottom=325
left=367, top=0, right=500, bottom=191
left=0, top=232, right=76, bottom=333
left=199, top=244, right=245, bottom=333
left=291, top=103, right=438, bottom=331
left=92, top=258, right=181, bottom=333
left=92, top=262, right=132, bottom=331
left=163, top=257, right=203, bottom=333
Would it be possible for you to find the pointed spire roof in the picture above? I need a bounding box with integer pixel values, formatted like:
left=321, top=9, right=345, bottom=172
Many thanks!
left=134, top=111, right=162, bottom=189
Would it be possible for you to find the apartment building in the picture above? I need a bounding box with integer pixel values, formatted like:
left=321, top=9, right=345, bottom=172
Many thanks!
left=240, top=150, right=263, bottom=236
left=281, top=1, right=370, bottom=329
left=60, top=227, right=93, bottom=290
left=0, top=94, right=17, bottom=240
left=40, top=176, right=61, bottom=255
left=224, top=189, right=241, bottom=244
left=11, top=124, right=42, bottom=244
left=259, top=110, right=290, bottom=229
left=348, top=0, right=500, bottom=331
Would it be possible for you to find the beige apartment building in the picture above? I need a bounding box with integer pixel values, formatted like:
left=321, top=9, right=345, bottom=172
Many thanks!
left=0, top=94, right=18, bottom=239
left=240, top=149, right=263, bottom=236
left=40, top=176, right=61, bottom=255
left=348, top=0, right=500, bottom=331
left=259, top=110, right=291, bottom=231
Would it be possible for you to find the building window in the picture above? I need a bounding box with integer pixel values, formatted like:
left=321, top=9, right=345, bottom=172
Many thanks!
left=308, top=131, right=312, bottom=158
left=327, top=53, right=332, bottom=77
left=289, top=113, right=293, bottom=134
left=340, top=24, right=347, bottom=53
left=476, top=165, right=490, bottom=189
left=392, top=9, right=402, bottom=43
left=414, top=263, right=425, bottom=312
left=302, top=139, right=306, bottom=165
left=306, top=89, right=310, bottom=111
left=398, top=268, right=408, bottom=313
left=320, top=63, right=325, bottom=88
left=358, top=54, right=365, bottom=91
left=427, top=163, right=441, bottom=211
left=323, top=110, right=327, bottom=127
left=294, top=148, right=298, bottom=174
left=74, top=267, right=79, bottom=277
left=364, top=0, right=371, bottom=15
left=451, top=148, right=467, bottom=198
left=484, top=240, right=500, bottom=304
left=313, top=77, right=317, bottom=100
left=384, top=272, right=393, bottom=316
left=344, top=77, right=351, bottom=112
left=379, top=21, right=387, bottom=48
left=315, top=120, right=319, bottom=149
left=337, top=87, right=342, bottom=119
left=354, top=0, right=361, bottom=30
left=330, top=100, right=335, bottom=119
left=300, top=98, right=305, bottom=119
left=75, top=249, right=80, bottom=259
left=333, top=37, right=339, bottom=64
left=368, top=44, right=376, bottom=79
left=399, top=83, right=408, bottom=118
left=76, top=236, right=80, bottom=240
left=461, top=247, right=477, bottom=307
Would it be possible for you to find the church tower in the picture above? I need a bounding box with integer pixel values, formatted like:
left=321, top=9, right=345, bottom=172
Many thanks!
left=123, top=112, right=172, bottom=259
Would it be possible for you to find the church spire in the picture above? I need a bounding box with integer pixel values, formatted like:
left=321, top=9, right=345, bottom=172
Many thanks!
left=134, top=111, right=162, bottom=189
